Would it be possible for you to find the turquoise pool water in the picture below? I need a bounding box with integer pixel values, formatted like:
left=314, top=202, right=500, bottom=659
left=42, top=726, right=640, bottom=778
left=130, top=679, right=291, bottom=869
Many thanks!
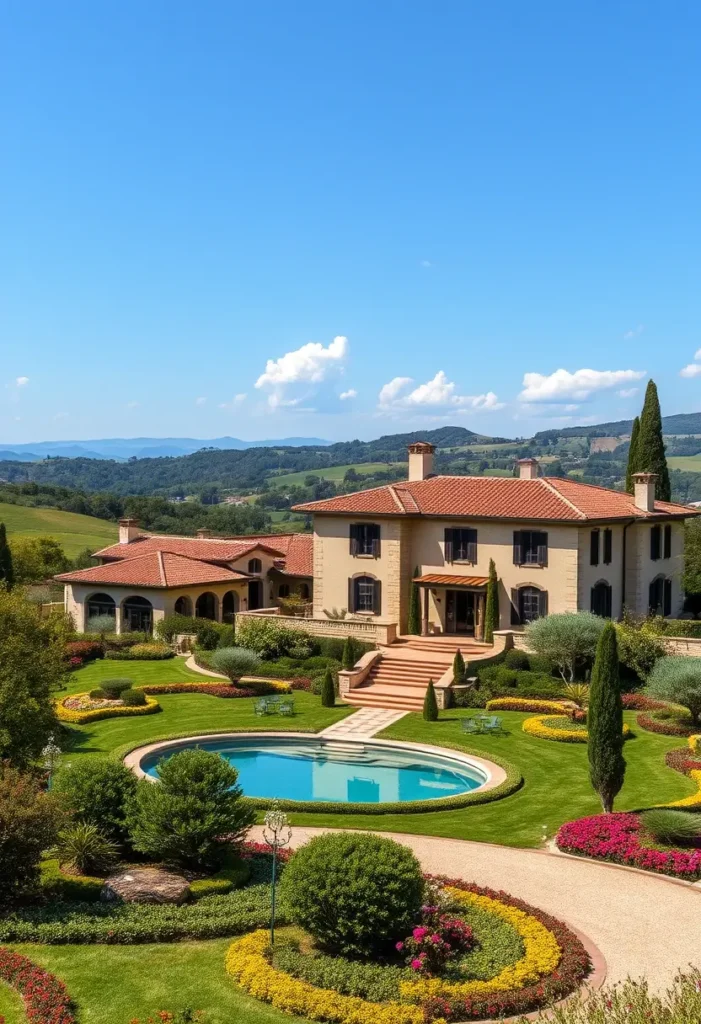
left=140, top=738, right=486, bottom=804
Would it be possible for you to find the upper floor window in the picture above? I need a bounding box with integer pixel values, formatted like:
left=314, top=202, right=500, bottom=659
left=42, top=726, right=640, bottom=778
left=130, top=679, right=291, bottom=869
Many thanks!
left=350, top=523, right=380, bottom=557
left=348, top=574, right=381, bottom=615
left=590, top=529, right=600, bottom=566
left=248, top=557, right=262, bottom=574
left=649, top=576, right=672, bottom=617
left=444, top=527, right=477, bottom=563
left=591, top=580, right=612, bottom=618
left=650, top=525, right=661, bottom=561
left=664, top=524, right=672, bottom=559
left=513, top=530, right=548, bottom=567
left=603, top=528, right=612, bottom=565
left=511, top=585, right=548, bottom=625
left=590, top=528, right=613, bottom=566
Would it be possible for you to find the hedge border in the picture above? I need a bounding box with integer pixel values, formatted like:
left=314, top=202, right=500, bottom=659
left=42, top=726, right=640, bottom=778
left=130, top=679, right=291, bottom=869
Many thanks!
left=637, top=710, right=696, bottom=738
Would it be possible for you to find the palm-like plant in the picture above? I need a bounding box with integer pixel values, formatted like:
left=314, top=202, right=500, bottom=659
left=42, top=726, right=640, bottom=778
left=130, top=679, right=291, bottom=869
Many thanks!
left=560, top=682, right=590, bottom=707
left=57, top=822, right=119, bottom=875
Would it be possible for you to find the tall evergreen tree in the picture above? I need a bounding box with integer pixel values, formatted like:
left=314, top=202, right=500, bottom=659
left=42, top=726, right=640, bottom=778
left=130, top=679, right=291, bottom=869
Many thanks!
left=452, top=649, right=465, bottom=685
left=0, top=524, right=13, bottom=589
left=423, top=679, right=438, bottom=721
left=320, top=667, right=336, bottom=708
left=587, top=622, right=626, bottom=813
left=484, top=559, right=499, bottom=643
left=407, top=566, right=421, bottom=635
left=625, top=416, right=640, bottom=494
left=636, top=380, right=671, bottom=501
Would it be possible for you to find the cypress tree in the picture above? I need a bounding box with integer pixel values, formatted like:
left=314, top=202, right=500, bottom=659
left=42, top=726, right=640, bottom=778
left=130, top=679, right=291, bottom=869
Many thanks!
left=636, top=380, right=671, bottom=501
left=452, top=649, right=465, bottom=685
left=0, top=524, right=13, bottom=589
left=587, top=622, right=626, bottom=813
left=484, top=559, right=499, bottom=644
left=341, top=636, right=356, bottom=671
left=407, top=566, right=421, bottom=635
left=625, top=416, right=640, bottom=494
left=423, top=679, right=438, bottom=721
left=321, top=667, right=336, bottom=707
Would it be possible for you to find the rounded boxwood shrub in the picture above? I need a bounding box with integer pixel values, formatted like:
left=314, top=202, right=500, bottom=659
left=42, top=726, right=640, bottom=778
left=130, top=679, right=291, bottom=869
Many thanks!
left=100, top=678, right=133, bottom=699
left=209, top=646, right=262, bottom=682
left=88, top=688, right=107, bottom=699
left=52, top=757, right=137, bottom=847
left=504, top=649, right=530, bottom=671
left=279, top=833, right=424, bottom=958
left=121, top=688, right=147, bottom=706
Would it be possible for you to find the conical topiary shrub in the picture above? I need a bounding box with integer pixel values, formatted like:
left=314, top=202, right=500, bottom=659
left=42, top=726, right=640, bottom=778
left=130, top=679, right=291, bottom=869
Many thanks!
left=423, top=679, right=438, bottom=721
left=407, top=566, right=421, bottom=635
left=321, top=667, right=336, bottom=707
left=453, top=649, right=465, bottom=685
left=341, top=636, right=356, bottom=671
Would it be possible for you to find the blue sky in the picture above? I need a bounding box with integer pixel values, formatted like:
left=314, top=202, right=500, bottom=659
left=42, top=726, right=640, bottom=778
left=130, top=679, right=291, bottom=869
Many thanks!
left=2, top=1, right=701, bottom=444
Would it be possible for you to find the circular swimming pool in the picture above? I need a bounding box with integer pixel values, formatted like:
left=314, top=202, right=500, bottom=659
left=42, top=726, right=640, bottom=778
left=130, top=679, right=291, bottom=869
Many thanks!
left=132, top=734, right=496, bottom=807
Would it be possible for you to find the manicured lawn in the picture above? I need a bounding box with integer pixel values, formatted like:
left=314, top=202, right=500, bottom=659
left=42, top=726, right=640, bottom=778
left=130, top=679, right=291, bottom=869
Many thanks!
left=4, top=941, right=293, bottom=1024
left=61, top=657, right=205, bottom=695
left=0, top=501, right=117, bottom=558
left=289, top=709, right=696, bottom=847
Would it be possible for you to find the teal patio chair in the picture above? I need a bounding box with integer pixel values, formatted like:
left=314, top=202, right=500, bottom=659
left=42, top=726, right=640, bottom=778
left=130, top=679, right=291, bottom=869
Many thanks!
left=481, top=715, right=504, bottom=735
left=461, top=718, right=481, bottom=735
left=254, top=698, right=270, bottom=716
left=277, top=700, right=295, bottom=716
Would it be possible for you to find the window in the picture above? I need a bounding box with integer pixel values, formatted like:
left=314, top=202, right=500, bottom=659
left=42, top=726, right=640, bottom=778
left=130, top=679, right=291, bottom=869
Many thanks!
left=511, top=585, right=547, bottom=625
left=649, top=576, right=672, bottom=617
left=664, top=524, right=672, bottom=560
left=299, top=583, right=310, bottom=600
left=348, top=575, right=381, bottom=615
left=444, top=528, right=477, bottom=563
left=513, top=531, right=548, bottom=566
left=349, top=523, right=380, bottom=557
left=590, top=529, right=600, bottom=566
left=248, top=558, right=262, bottom=574
left=86, top=593, right=116, bottom=619
left=591, top=581, right=613, bottom=618
left=278, top=583, right=290, bottom=598
left=650, top=525, right=661, bottom=561
left=603, top=528, right=612, bottom=565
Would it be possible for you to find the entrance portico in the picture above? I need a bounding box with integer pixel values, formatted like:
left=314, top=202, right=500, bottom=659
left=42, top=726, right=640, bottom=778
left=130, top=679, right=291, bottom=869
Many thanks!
left=414, top=573, right=488, bottom=640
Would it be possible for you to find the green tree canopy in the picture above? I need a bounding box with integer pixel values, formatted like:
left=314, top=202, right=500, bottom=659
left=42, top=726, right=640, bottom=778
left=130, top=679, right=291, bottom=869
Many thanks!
left=525, top=612, right=605, bottom=682
left=9, top=536, right=69, bottom=584
left=588, top=622, right=626, bottom=813
left=647, top=656, right=701, bottom=725
left=0, top=523, right=14, bottom=588
left=636, top=380, right=671, bottom=501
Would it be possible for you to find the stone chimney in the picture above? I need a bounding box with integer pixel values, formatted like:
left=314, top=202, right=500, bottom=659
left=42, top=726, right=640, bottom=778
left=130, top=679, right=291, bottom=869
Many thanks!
left=633, top=472, right=657, bottom=512
left=407, top=442, right=436, bottom=482
left=118, top=518, right=140, bottom=544
left=196, top=528, right=213, bottom=539
left=517, top=458, right=540, bottom=480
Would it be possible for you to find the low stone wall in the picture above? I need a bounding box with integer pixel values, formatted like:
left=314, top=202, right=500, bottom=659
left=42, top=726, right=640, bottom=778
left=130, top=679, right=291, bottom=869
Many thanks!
left=660, top=635, right=701, bottom=657
left=235, top=608, right=395, bottom=645
left=337, top=650, right=382, bottom=697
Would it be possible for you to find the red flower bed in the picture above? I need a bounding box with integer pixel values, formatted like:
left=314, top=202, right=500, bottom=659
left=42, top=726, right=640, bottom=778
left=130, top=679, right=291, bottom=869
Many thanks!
left=666, top=747, right=701, bottom=776
left=0, top=948, right=75, bottom=1024
left=637, top=712, right=695, bottom=737
left=64, top=640, right=103, bottom=665
left=140, top=683, right=259, bottom=698
left=239, top=840, right=292, bottom=862
left=621, top=693, right=667, bottom=711
left=420, top=877, right=591, bottom=1022
left=556, top=814, right=701, bottom=880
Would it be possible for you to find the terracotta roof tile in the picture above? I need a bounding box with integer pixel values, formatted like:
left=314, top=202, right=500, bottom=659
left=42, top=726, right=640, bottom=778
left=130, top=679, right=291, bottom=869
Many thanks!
left=55, top=552, right=248, bottom=589
left=93, top=535, right=287, bottom=562
left=276, top=533, right=313, bottom=577
left=293, top=476, right=699, bottom=523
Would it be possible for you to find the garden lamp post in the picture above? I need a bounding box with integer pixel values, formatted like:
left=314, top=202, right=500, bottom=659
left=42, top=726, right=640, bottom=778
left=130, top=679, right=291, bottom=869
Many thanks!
left=263, top=802, right=292, bottom=949
left=41, top=734, right=62, bottom=789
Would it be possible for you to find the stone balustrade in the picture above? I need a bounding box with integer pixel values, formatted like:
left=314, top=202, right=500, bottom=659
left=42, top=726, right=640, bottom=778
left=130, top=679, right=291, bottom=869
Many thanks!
left=235, top=608, right=397, bottom=645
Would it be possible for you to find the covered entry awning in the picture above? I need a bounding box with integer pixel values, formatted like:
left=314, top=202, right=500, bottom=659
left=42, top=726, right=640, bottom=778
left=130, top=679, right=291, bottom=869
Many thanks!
left=414, top=574, right=488, bottom=589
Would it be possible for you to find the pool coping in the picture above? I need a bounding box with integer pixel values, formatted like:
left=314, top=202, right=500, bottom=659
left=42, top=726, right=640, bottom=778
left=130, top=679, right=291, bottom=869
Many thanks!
left=123, top=731, right=507, bottom=800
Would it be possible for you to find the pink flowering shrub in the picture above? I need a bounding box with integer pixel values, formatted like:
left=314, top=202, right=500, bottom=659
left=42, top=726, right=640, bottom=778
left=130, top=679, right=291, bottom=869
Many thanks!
left=395, top=905, right=474, bottom=975
left=556, top=813, right=701, bottom=880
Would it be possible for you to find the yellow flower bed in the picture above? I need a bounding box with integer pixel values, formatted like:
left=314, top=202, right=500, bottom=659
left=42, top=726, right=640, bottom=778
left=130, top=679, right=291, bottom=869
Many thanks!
left=225, top=887, right=563, bottom=1023
left=398, top=887, right=561, bottom=1002
left=689, top=734, right=701, bottom=754
left=243, top=678, right=292, bottom=693
left=667, top=769, right=701, bottom=808
left=522, top=714, right=631, bottom=744
left=55, top=692, right=160, bottom=724
left=486, top=697, right=568, bottom=714
left=225, top=930, right=422, bottom=1024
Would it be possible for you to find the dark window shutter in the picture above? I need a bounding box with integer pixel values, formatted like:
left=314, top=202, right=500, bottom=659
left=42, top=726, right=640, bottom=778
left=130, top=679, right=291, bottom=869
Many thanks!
left=664, top=525, right=672, bottom=560
left=348, top=577, right=355, bottom=613
left=663, top=578, right=672, bottom=617
left=539, top=589, right=549, bottom=618
left=649, top=578, right=660, bottom=614
left=537, top=533, right=548, bottom=567
left=466, top=528, right=477, bottom=563
left=349, top=525, right=359, bottom=556
left=373, top=578, right=382, bottom=615
left=603, top=528, right=612, bottom=565
left=590, top=530, right=600, bottom=566
left=372, top=533, right=381, bottom=558
left=510, top=588, right=521, bottom=625
left=513, top=531, right=522, bottom=565
left=444, top=528, right=454, bottom=564
left=650, top=525, right=661, bottom=561
left=590, top=586, right=596, bottom=613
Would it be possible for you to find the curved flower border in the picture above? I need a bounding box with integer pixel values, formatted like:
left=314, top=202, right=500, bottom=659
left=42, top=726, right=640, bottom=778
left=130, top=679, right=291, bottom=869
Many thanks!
left=0, top=947, right=75, bottom=1024
left=55, top=692, right=160, bottom=724
left=225, top=880, right=591, bottom=1023
left=486, top=698, right=569, bottom=714
left=522, top=714, right=631, bottom=744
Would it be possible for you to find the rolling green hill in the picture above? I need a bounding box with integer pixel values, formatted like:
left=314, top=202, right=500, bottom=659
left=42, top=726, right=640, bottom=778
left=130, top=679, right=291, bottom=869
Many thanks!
left=668, top=455, right=701, bottom=474
left=269, top=462, right=402, bottom=487
left=0, top=502, right=118, bottom=557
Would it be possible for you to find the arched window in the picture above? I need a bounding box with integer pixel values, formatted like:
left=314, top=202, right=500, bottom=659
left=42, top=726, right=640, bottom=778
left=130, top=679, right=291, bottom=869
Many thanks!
left=649, top=576, right=672, bottom=617
left=122, top=596, right=153, bottom=633
left=278, top=583, right=290, bottom=599
left=511, top=585, right=547, bottom=625
left=195, top=591, right=218, bottom=620
left=174, top=596, right=192, bottom=616
left=248, top=558, right=262, bottom=574
left=86, top=593, right=116, bottom=620
left=349, top=575, right=381, bottom=615
left=299, top=583, right=310, bottom=600
left=222, top=590, right=238, bottom=624
left=590, top=581, right=612, bottom=618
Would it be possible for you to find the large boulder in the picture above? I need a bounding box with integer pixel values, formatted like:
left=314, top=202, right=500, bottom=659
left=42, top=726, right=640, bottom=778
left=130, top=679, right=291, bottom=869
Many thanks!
left=101, top=867, right=190, bottom=904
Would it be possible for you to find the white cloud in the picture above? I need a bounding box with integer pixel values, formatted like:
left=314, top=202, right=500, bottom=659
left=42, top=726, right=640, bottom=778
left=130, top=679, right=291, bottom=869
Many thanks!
left=195, top=396, right=207, bottom=406
left=419, top=259, right=432, bottom=268
left=255, top=335, right=348, bottom=409
left=680, top=364, right=701, bottom=379
left=618, top=388, right=639, bottom=398
left=695, top=348, right=701, bottom=361
left=15, top=376, right=29, bottom=387
left=623, top=325, right=645, bottom=340
left=219, top=393, right=248, bottom=410
left=339, top=389, right=357, bottom=400
left=378, top=371, right=503, bottom=413
left=519, top=368, right=646, bottom=403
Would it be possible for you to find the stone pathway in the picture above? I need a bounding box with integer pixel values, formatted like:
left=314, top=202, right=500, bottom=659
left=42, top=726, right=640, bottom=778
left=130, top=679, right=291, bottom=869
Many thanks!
left=248, top=825, right=701, bottom=992
left=320, top=707, right=408, bottom=738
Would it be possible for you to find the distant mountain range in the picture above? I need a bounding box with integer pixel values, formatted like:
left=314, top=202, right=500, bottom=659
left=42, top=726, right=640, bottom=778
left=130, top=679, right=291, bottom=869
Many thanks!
left=0, top=436, right=332, bottom=461
left=535, top=412, right=701, bottom=440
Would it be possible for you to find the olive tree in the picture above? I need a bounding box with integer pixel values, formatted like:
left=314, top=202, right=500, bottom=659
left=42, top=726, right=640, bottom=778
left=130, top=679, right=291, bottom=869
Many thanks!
left=647, top=656, right=701, bottom=725
left=525, top=612, right=605, bottom=683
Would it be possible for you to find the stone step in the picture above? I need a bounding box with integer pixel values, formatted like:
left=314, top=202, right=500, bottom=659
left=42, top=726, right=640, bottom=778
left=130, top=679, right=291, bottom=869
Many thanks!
left=346, top=689, right=424, bottom=711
